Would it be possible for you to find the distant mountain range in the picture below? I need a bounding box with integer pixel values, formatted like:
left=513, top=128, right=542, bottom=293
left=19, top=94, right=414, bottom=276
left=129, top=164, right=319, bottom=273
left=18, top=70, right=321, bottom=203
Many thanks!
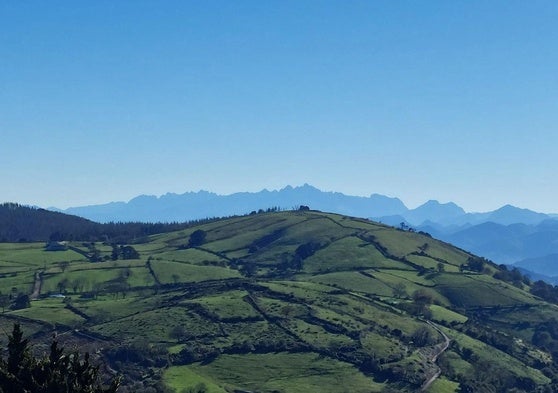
left=374, top=200, right=558, bottom=283
left=47, top=184, right=558, bottom=279
left=56, top=184, right=407, bottom=223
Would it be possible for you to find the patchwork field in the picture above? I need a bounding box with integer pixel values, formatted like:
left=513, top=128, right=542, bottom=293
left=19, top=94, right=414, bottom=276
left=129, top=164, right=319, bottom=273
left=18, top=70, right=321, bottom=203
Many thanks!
left=1, top=210, right=557, bottom=392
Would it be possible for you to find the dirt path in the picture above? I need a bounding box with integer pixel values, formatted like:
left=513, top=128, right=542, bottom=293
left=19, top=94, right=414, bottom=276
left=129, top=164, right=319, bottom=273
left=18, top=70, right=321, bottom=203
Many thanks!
left=30, top=270, right=43, bottom=300
left=420, top=321, right=451, bottom=391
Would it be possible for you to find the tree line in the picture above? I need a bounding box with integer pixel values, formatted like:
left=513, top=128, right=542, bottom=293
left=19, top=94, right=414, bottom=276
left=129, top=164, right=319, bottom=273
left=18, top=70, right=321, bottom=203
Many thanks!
left=0, top=203, right=216, bottom=243
left=0, top=203, right=298, bottom=243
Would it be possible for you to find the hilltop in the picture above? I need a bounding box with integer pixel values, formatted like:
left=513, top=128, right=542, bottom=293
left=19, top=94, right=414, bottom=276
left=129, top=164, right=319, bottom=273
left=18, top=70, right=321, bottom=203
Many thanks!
left=1, top=210, right=558, bottom=392
left=46, top=184, right=558, bottom=277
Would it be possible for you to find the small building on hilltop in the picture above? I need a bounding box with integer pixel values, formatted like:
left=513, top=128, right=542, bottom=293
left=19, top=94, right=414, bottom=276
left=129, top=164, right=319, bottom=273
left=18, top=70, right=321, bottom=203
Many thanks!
left=45, top=241, right=68, bottom=251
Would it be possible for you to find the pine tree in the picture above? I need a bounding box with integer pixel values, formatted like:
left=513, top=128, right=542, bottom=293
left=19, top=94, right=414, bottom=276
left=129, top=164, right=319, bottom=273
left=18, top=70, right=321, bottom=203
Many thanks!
left=0, top=323, right=120, bottom=393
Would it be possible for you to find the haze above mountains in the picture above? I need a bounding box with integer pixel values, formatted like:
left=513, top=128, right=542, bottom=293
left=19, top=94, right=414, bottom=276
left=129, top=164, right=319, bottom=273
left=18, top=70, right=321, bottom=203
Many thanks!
left=50, top=184, right=558, bottom=281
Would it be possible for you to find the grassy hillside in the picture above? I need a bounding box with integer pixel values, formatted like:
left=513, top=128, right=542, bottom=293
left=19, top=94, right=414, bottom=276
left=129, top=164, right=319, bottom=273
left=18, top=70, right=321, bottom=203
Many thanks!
left=1, top=210, right=557, bottom=392
left=0, top=202, right=198, bottom=242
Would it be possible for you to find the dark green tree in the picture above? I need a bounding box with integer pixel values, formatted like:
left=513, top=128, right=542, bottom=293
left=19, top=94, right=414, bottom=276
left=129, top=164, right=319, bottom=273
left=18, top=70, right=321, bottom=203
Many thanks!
left=0, top=323, right=120, bottom=392
left=11, top=293, right=30, bottom=310
left=120, top=246, right=139, bottom=260
left=111, top=245, right=119, bottom=261
left=465, top=256, right=485, bottom=272
left=188, top=230, right=206, bottom=247
left=58, top=261, right=70, bottom=273
left=0, top=293, right=9, bottom=313
left=392, top=282, right=408, bottom=299
left=411, top=326, right=433, bottom=347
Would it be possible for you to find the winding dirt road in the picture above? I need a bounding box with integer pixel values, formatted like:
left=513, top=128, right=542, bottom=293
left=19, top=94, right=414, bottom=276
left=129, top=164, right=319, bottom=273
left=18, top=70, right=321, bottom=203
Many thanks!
left=420, top=321, right=451, bottom=391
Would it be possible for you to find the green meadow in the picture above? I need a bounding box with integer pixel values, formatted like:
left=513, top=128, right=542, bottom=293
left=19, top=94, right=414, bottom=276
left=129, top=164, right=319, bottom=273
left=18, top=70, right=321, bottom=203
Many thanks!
left=1, top=210, right=557, bottom=392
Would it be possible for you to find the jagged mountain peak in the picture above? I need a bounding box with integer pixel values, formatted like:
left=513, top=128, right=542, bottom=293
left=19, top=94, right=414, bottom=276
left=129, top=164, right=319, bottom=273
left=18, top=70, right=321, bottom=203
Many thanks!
left=488, top=204, right=549, bottom=226
left=402, top=199, right=466, bottom=226
left=58, top=184, right=407, bottom=223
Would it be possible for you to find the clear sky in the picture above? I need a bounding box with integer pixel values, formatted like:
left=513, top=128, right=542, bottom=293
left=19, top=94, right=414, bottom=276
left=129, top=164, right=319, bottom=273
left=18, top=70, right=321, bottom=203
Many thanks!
left=1, top=1, right=557, bottom=212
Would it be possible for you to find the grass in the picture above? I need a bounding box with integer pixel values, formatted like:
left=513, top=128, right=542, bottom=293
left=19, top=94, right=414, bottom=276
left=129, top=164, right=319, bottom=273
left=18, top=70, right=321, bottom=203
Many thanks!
left=439, top=326, right=550, bottom=385
left=0, top=272, right=35, bottom=294
left=426, top=377, right=459, bottom=393
left=423, top=242, right=470, bottom=267
left=42, top=269, right=123, bottom=293
left=152, top=248, right=226, bottom=265
left=303, top=236, right=395, bottom=273
left=429, top=305, right=468, bottom=324
left=379, top=269, right=437, bottom=287
left=370, top=270, right=426, bottom=296
left=0, top=243, right=87, bottom=266
left=255, top=296, right=306, bottom=319
left=187, top=290, right=260, bottom=320
left=327, top=214, right=387, bottom=231
left=213, top=321, right=293, bottom=350
left=150, top=260, right=241, bottom=284
left=9, top=298, right=85, bottom=325
left=189, top=352, right=385, bottom=393
left=286, top=318, right=354, bottom=349
left=263, top=281, right=336, bottom=299
left=71, top=294, right=161, bottom=320
left=199, top=216, right=298, bottom=253
left=360, top=330, right=406, bottom=361
left=434, top=274, right=537, bottom=308
left=309, top=302, right=367, bottom=331
left=308, top=271, right=394, bottom=296
left=406, top=254, right=460, bottom=273
left=439, top=350, right=472, bottom=377
left=91, top=303, right=228, bottom=343
left=370, top=229, right=426, bottom=257
left=313, top=293, right=426, bottom=337
left=164, top=366, right=227, bottom=393
left=167, top=344, right=187, bottom=355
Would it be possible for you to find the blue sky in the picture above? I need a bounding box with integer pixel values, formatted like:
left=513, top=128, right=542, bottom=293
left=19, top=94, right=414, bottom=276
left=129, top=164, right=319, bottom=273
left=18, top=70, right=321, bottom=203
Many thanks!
left=1, top=1, right=557, bottom=212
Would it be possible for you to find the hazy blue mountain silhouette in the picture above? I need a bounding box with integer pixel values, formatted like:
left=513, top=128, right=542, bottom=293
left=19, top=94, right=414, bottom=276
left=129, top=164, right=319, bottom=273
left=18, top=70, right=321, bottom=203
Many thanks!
left=428, top=220, right=558, bottom=269
left=376, top=203, right=549, bottom=228
left=484, top=205, right=549, bottom=226
left=438, top=222, right=532, bottom=263
left=512, top=265, right=558, bottom=285
left=61, top=184, right=407, bottom=223
left=402, top=200, right=466, bottom=226
left=514, top=253, right=558, bottom=277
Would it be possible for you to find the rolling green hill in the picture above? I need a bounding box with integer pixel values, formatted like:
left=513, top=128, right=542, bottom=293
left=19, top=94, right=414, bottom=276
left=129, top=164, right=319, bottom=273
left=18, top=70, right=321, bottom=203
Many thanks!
left=1, top=210, right=558, bottom=392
